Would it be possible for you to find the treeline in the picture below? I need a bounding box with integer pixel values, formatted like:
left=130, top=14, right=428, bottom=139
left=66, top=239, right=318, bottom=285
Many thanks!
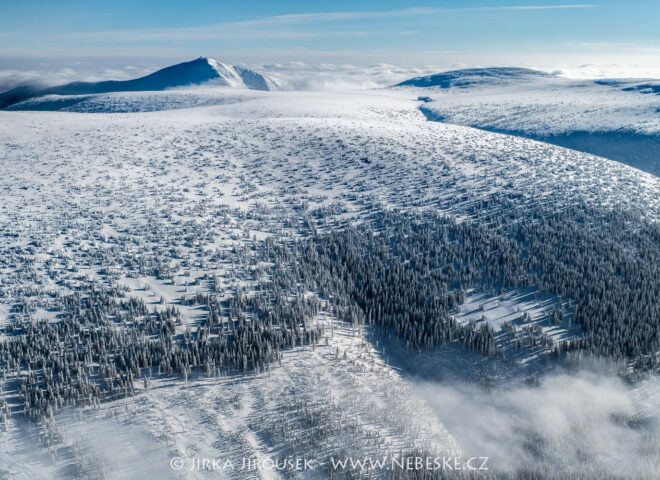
left=509, top=206, right=659, bottom=359
left=260, top=212, right=530, bottom=356
left=260, top=205, right=658, bottom=361
left=0, top=281, right=321, bottom=423
left=1, top=201, right=657, bottom=427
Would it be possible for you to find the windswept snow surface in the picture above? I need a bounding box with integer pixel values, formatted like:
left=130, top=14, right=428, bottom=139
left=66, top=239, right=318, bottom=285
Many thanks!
left=5, top=89, right=257, bottom=113
left=0, top=89, right=658, bottom=478
left=397, top=68, right=660, bottom=175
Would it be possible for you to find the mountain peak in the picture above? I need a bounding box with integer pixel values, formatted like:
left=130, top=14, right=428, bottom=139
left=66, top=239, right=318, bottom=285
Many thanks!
left=1, top=57, right=279, bottom=109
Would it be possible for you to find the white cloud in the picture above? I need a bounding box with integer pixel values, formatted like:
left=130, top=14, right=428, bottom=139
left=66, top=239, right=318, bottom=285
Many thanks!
left=2, top=58, right=659, bottom=95
left=417, top=372, right=660, bottom=477
left=250, top=62, right=444, bottom=90
left=534, top=62, right=660, bottom=79
left=0, top=65, right=153, bottom=91
left=49, top=5, right=595, bottom=44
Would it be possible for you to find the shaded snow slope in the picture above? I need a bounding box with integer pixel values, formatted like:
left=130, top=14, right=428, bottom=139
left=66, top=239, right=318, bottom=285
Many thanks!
left=399, top=70, right=660, bottom=175
left=0, top=57, right=278, bottom=109
left=595, top=78, right=660, bottom=95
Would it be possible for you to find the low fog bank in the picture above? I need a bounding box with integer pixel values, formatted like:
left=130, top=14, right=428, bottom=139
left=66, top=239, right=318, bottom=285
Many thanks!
left=0, top=61, right=437, bottom=93
left=3, top=60, right=660, bottom=95
left=255, top=62, right=439, bottom=90
left=0, top=65, right=154, bottom=92
left=1, top=411, right=175, bottom=480
left=59, top=413, right=176, bottom=480
left=418, top=371, right=660, bottom=478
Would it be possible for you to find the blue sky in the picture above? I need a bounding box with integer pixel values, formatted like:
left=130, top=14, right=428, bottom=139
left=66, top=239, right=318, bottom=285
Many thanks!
left=1, top=1, right=659, bottom=81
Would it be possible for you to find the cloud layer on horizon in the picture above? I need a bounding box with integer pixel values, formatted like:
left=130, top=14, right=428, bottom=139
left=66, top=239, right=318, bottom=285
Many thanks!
left=3, top=59, right=660, bottom=94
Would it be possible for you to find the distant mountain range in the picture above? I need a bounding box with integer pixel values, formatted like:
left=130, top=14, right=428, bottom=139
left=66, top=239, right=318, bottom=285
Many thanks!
left=0, top=57, right=280, bottom=109
left=395, top=67, right=552, bottom=89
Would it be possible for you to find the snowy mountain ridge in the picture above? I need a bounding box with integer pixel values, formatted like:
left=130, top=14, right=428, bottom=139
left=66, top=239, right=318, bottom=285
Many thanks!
left=205, top=57, right=281, bottom=90
left=396, top=67, right=553, bottom=89
left=396, top=67, right=660, bottom=175
left=0, top=57, right=280, bottom=109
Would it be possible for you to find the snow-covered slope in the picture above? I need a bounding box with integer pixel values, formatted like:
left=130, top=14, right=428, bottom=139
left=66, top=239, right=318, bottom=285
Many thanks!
left=0, top=89, right=657, bottom=479
left=595, top=78, right=660, bottom=95
left=396, top=67, right=551, bottom=88
left=396, top=68, right=660, bottom=175
left=3, top=89, right=257, bottom=113
left=0, top=57, right=278, bottom=109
